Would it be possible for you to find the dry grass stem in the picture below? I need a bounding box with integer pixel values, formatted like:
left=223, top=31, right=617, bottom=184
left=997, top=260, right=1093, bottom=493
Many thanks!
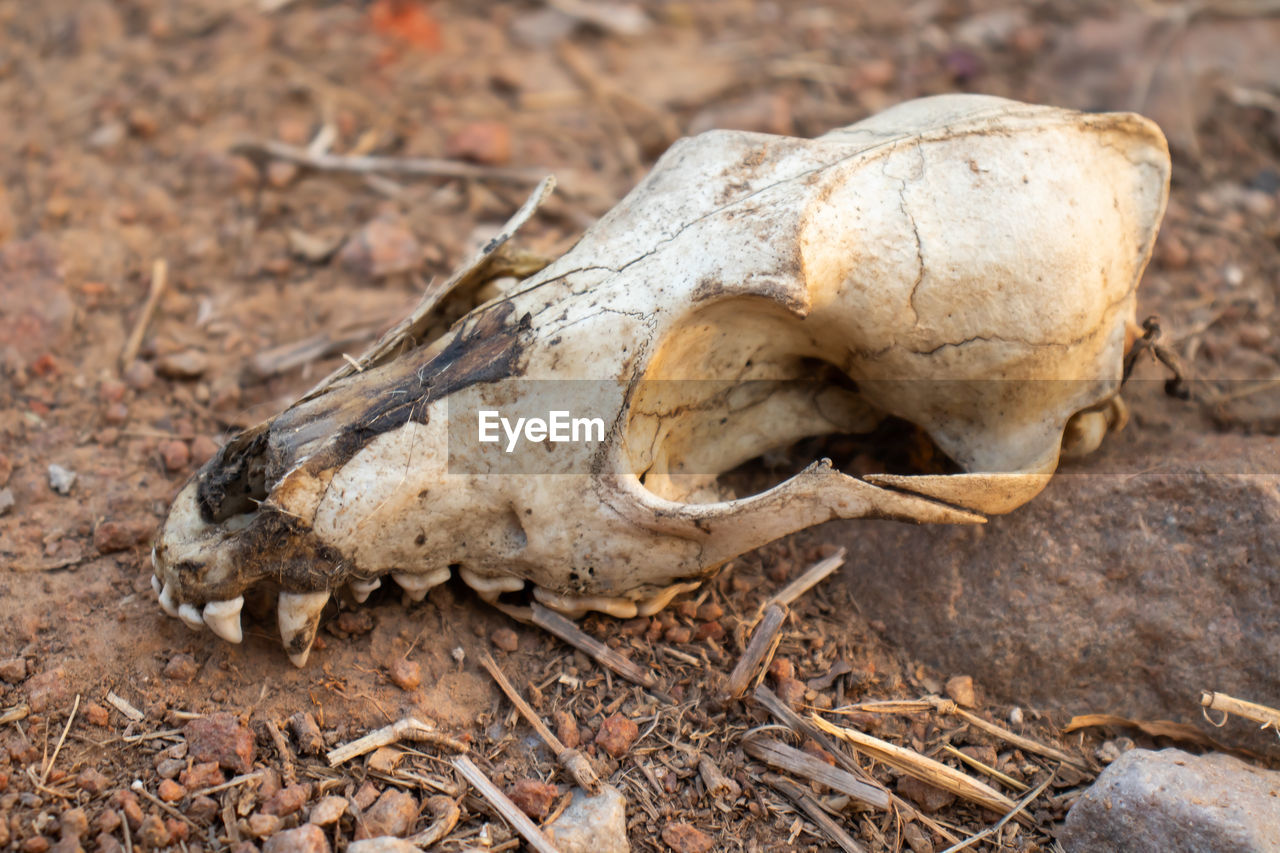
left=940, top=744, right=1028, bottom=792
left=743, top=736, right=890, bottom=811
left=105, top=691, right=145, bottom=722
left=479, top=651, right=601, bottom=793
left=532, top=603, right=674, bottom=702
left=1200, top=690, right=1280, bottom=734
left=327, top=717, right=458, bottom=767
left=130, top=779, right=201, bottom=829
left=939, top=770, right=1057, bottom=853
left=759, top=548, right=847, bottom=617
left=811, top=715, right=1022, bottom=817
left=760, top=772, right=867, bottom=853
left=230, top=139, right=548, bottom=185
left=0, top=705, right=29, bottom=726
left=120, top=258, right=169, bottom=370
left=451, top=754, right=564, bottom=853
left=40, top=694, right=79, bottom=785
left=189, top=770, right=265, bottom=799
left=727, top=602, right=787, bottom=698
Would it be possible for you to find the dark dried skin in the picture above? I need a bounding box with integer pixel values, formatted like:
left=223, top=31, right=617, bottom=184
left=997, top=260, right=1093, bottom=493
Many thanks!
left=161, top=301, right=530, bottom=598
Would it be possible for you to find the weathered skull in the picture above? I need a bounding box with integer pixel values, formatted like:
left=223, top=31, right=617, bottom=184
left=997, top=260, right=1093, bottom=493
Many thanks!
left=152, top=94, right=1169, bottom=664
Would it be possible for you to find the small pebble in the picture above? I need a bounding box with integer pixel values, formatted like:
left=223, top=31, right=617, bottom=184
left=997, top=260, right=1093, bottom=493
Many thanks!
left=163, top=653, right=198, bottom=682
left=123, top=360, right=156, bottom=391
left=944, top=675, right=976, bottom=708
left=554, top=709, right=580, bottom=749
left=248, top=813, right=282, bottom=839
left=47, top=464, right=76, bottom=495
left=661, top=822, right=714, bottom=853
left=356, top=789, right=417, bottom=838
left=83, top=702, right=109, bottom=727
left=0, top=658, right=27, bottom=683
left=160, top=440, right=191, bottom=472
left=594, top=713, right=639, bottom=758
left=388, top=658, right=421, bottom=690
left=308, top=795, right=347, bottom=826
left=157, top=779, right=185, bottom=803
left=490, top=627, right=519, bottom=651
left=507, top=778, right=559, bottom=820
left=190, top=435, right=220, bottom=466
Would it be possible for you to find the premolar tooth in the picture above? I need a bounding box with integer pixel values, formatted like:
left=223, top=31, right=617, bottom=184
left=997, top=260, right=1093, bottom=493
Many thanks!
left=393, top=569, right=451, bottom=602
left=157, top=581, right=179, bottom=618
left=178, top=603, right=205, bottom=630
left=278, top=590, right=330, bottom=668
left=203, top=597, right=244, bottom=644
left=458, top=568, right=524, bottom=603
left=349, top=577, right=382, bottom=604
left=533, top=587, right=639, bottom=619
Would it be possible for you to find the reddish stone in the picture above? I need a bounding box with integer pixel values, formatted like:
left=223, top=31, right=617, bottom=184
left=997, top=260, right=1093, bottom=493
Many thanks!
left=594, top=713, right=639, bottom=758
left=775, top=676, right=806, bottom=708
left=767, top=657, right=795, bottom=680
left=693, top=620, right=724, bottom=641
left=187, top=795, right=219, bottom=822
left=135, top=814, right=170, bottom=847
left=25, top=667, right=69, bottom=713
left=388, top=658, right=421, bottom=690
left=355, top=789, right=418, bottom=838
left=664, top=624, right=692, bottom=644
left=263, top=783, right=311, bottom=817
left=109, top=791, right=143, bottom=831
left=157, top=779, right=185, bottom=802
left=490, top=627, right=519, bottom=652
left=189, top=435, right=220, bottom=466
left=661, top=822, right=714, bottom=853
left=77, top=768, right=111, bottom=795
left=184, top=713, right=255, bottom=774
left=179, top=761, right=225, bottom=790
left=0, top=658, right=27, bottom=683
left=507, top=778, right=559, bottom=820
left=58, top=807, right=89, bottom=839
left=445, top=121, right=512, bottom=165
left=163, top=653, right=198, bottom=681
left=82, top=702, right=109, bottom=727
left=160, top=440, right=191, bottom=472
left=263, top=824, right=330, bottom=853
left=695, top=602, right=724, bottom=622
left=248, top=813, right=282, bottom=838
left=337, top=217, right=422, bottom=279
left=554, top=709, right=580, bottom=749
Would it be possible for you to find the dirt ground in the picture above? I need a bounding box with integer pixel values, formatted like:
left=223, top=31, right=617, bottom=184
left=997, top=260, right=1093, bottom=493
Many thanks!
left=1, top=0, right=1278, bottom=851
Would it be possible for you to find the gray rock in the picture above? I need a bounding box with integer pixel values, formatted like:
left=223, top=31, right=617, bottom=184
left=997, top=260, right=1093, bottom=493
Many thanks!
left=814, top=430, right=1280, bottom=745
left=1060, top=748, right=1280, bottom=852
left=544, top=785, right=629, bottom=853
left=48, top=463, right=76, bottom=495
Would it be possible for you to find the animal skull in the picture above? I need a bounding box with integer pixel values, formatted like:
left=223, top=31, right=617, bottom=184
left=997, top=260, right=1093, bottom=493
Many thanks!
left=152, top=94, right=1170, bottom=665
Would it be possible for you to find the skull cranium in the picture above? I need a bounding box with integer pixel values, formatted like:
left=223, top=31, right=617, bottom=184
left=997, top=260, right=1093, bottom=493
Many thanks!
left=152, top=94, right=1170, bottom=664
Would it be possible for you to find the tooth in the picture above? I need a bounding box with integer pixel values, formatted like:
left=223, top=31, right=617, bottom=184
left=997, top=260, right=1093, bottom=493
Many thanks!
left=533, top=587, right=639, bottom=619
left=157, top=581, right=179, bottom=618
left=178, top=603, right=205, bottom=630
left=349, top=577, right=382, bottom=603
left=636, top=581, right=703, bottom=617
left=151, top=574, right=163, bottom=598
left=150, top=546, right=158, bottom=571
left=203, top=597, right=244, bottom=644
left=393, top=569, right=451, bottom=602
left=278, top=590, right=330, bottom=668
left=458, top=568, right=524, bottom=603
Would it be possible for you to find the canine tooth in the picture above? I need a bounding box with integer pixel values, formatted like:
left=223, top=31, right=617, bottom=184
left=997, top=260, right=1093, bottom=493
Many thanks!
left=458, top=568, right=524, bottom=603
left=157, top=581, right=180, bottom=618
left=393, top=569, right=451, bottom=602
left=348, top=577, right=382, bottom=604
left=278, top=590, right=330, bottom=668
left=151, top=574, right=163, bottom=598
left=178, top=603, right=205, bottom=630
left=636, top=581, right=703, bottom=617
left=533, top=587, right=638, bottom=619
left=203, top=597, right=244, bottom=644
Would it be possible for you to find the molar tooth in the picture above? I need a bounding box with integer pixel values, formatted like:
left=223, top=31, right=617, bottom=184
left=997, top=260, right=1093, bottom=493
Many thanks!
left=348, top=577, right=382, bottom=604
left=636, top=581, right=703, bottom=617
left=178, top=603, right=205, bottom=630
left=157, top=581, right=180, bottom=618
left=278, top=590, right=330, bottom=668
left=533, top=587, right=639, bottom=620
left=393, top=569, right=451, bottom=603
left=203, top=597, right=244, bottom=644
left=458, top=568, right=525, bottom=604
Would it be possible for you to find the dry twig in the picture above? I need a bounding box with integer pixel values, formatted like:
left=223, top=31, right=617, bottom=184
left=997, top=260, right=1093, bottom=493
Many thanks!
left=726, top=602, right=787, bottom=698
left=761, top=772, right=867, bottom=853
left=479, top=651, right=601, bottom=793
left=939, top=769, right=1057, bottom=853
left=811, top=714, right=1022, bottom=818
left=327, top=716, right=465, bottom=767
left=231, top=139, right=547, bottom=185
left=1200, top=690, right=1280, bottom=735
left=743, top=736, right=889, bottom=810
left=105, top=691, right=145, bottom=722
left=451, top=755, right=563, bottom=853
left=120, top=259, right=169, bottom=370
left=531, top=603, right=673, bottom=702
left=758, top=548, right=847, bottom=618
left=40, top=694, right=79, bottom=785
